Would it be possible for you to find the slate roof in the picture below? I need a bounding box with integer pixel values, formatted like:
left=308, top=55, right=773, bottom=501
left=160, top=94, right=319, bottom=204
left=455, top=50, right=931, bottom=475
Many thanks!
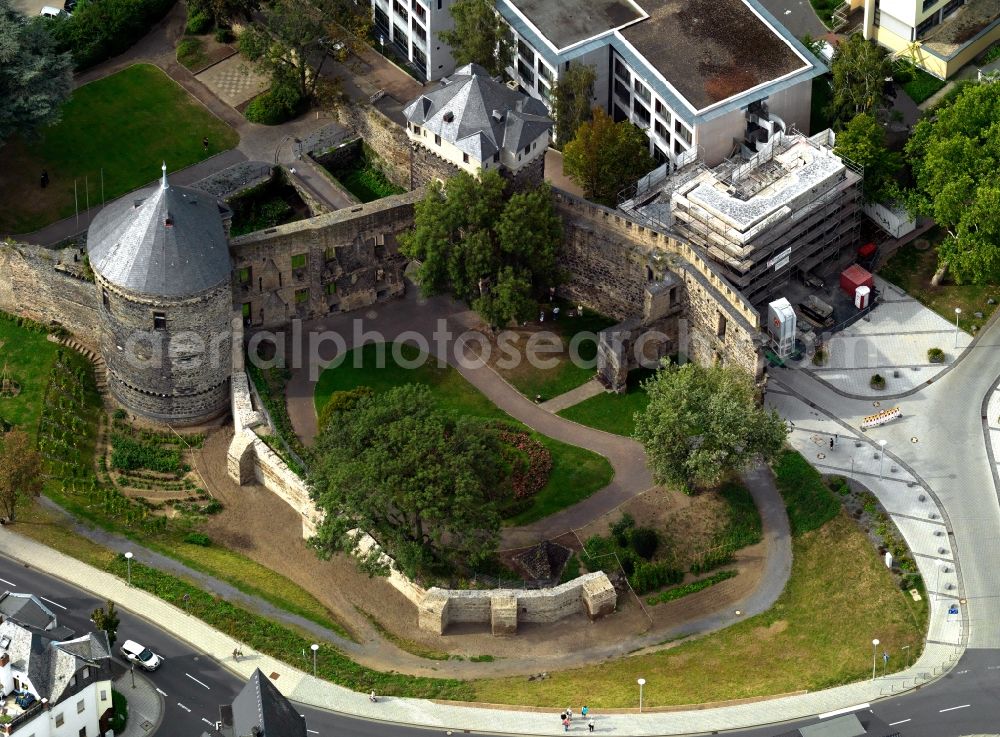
left=0, top=620, right=110, bottom=707
left=231, top=668, right=306, bottom=737
left=87, top=164, right=232, bottom=298
left=0, top=591, right=57, bottom=631
left=403, top=63, right=552, bottom=161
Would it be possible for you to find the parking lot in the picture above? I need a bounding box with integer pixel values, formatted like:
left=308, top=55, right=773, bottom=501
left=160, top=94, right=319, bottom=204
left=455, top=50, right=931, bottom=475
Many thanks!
left=15, top=0, right=61, bottom=17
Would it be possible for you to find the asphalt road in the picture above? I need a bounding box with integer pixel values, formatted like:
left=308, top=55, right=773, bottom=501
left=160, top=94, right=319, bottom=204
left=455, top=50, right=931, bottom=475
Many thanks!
left=7, top=552, right=1000, bottom=737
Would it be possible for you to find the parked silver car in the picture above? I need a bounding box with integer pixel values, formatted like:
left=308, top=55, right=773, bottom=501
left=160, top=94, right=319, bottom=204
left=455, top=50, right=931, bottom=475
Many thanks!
left=120, top=639, right=162, bottom=671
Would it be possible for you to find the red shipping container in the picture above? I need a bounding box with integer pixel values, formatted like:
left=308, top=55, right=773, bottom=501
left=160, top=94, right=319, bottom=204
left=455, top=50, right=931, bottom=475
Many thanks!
left=858, top=242, right=877, bottom=259
left=840, top=264, right=874, bottom=297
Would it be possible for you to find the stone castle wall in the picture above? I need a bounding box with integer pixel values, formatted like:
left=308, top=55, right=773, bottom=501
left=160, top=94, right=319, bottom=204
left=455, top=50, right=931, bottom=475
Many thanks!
left=0, top=244, right=100, bottom=347
left=229, top=190, right=421, bottom=329
left=333, top=104, right=411, bottom=189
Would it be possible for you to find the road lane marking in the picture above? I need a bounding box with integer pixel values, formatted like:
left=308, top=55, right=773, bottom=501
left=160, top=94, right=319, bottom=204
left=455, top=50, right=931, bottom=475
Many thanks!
left=155, top=688, right=168, bottom=697
left=40, top=596, right=66, bottom=610
left=889, top=719, right=912, bottom=726
left=939, top=704, right=969, bottom=713
left=818, top=703, right=870, bottom=719
left=202, top=718, right=214, bottom=726
left=0, top=577, right=16, bottom=587
left=177, top=703, right=191, bottom=712
left=185, top=673, right=211, bottom=690
left=307, top=731, right=318, bottom=735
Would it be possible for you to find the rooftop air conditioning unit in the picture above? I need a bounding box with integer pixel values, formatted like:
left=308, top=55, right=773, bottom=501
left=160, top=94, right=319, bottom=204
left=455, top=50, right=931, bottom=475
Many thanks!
left=505, top=80, right=518, bottom=91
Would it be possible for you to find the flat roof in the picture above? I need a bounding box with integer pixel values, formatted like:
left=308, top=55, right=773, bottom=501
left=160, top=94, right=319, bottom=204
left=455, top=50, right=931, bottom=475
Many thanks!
left=506, top=0, right=645, bottom=50
left=621, top=0, right=808, bottom=110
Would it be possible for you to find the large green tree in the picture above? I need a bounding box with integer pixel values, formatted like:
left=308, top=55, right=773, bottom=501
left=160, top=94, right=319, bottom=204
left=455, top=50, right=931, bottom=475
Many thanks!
left=0, top=429, right=43, bottom=523
left=562, top=107, right=655, bottom=207
left=551, top=63, right=596, bottom=146
left=308, top=384, right=505, bottom=578
left=634, top=362, right=787, bottom=494
left=399, top=170, right=562, bottom=327
left=240, top=0, right=369, bottom=100
left=905, top=82, right=1000, bottom=284
left=91, top=601, right=120, bottom=647
left=438, top=0, right=512, bottom=78
left=827, top=33, right=894, bottom=126
left=833, top=112, right=902, bottom=203
left=0, top=0, right=73, bottom=145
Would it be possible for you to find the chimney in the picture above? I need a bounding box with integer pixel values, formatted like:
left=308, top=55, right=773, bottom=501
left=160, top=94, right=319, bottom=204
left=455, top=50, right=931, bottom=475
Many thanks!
left=492, top=109, right=504, bottom=122
left=0, top=652, right=13, bottom=696
left=443, top=111, right=454, bottom=123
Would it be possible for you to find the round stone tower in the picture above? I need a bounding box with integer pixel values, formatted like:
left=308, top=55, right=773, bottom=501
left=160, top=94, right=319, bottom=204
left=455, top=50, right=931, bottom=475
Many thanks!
left=87, top=164, right=233, bottom=426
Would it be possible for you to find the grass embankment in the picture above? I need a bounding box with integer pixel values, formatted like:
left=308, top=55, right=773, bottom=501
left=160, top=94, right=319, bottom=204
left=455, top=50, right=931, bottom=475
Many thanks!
left=0, top=315, right=60, bottom=430
left=491, top=301, right=617, bottom=400
left=558, top=368, right=653, bottom=436
left=879, top=234, right=998, bottom=333
left=471, top=450, right=926, bottom=707
left=901, top=67, right=947, bottom=105
left=314, top=342, right=614, bottom=525
left=0, top=64, right=238, bottom=235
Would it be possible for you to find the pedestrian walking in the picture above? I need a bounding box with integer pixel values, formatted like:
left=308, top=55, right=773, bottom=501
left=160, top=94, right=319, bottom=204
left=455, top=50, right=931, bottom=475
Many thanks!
left=369, top=689, right=377, bottom=702
left=829, top=437, right=834, bottom=449
left=40, top=170, right=49, bottom=189
left=566, top=707, right=573, bottom=721
left=202, top=136, right=209, bottom=152
left=588, top=717, right=595, bottom=732
left=562, top=717, right=571, bottom=732
left=581, top=705, right=589, bottom=718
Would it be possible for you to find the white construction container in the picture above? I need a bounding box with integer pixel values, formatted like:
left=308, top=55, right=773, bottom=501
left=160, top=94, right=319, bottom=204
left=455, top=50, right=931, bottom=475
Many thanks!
left=855, top=285, right=871, bottom=309
left=767, top=297, right=796, bottom=358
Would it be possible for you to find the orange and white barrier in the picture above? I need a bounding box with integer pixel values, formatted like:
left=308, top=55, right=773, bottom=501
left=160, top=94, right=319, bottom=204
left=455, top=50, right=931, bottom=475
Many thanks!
left=861, top=407, right=901, bottom=429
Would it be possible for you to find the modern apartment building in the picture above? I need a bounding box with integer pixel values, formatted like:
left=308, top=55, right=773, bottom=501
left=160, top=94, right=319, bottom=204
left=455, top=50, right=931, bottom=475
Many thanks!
left=853, top=0, right=1000, bottom=79
left=623, top=128, right=863, bottom=307
left=370, top=0, right=459, bottom=81
left=495, top=0, right=825, bottom=168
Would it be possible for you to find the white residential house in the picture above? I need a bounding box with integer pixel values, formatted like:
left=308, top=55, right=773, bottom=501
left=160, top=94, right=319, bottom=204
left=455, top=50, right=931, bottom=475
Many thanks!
left=0, top=619, right=113, bottom=737
left=370, top=0, right=459, bottom=80
left=402, top=63, right=552, bottom=180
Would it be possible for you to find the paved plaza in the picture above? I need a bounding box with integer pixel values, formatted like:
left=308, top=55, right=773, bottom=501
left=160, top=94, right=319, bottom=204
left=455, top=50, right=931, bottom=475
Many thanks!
left=195, top=54, right=269, bottom=108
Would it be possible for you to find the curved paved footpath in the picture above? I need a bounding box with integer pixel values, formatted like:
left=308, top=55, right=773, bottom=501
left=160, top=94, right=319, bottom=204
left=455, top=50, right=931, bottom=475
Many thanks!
left=283, top=287, right=656, bottom=548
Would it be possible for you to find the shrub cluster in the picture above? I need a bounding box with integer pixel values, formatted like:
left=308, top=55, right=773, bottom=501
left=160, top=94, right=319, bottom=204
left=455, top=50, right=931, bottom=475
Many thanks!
left=110, top=434, right=184, bottom=474
left=927, top=347, right=945, bottom=364
left=245, top=83, right=304, bottom=125
left=53, top=0, right=178, bottom=70
left=585, top=514, right=679, bottom=594
left=772, top=449, right=841, bottom=536
left=646, top=570, right=737, bottom=606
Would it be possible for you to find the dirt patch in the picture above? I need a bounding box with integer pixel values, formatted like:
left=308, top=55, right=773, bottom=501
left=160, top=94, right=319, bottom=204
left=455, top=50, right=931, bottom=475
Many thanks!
left=753, top=620, right=789, bottom=639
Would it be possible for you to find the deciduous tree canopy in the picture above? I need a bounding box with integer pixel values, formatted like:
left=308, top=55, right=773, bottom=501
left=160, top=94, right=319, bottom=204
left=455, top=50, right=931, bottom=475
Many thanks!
left=562, top=107, right=655, bottom=207
left=552, top=64, right=596, bottom=146
left=905, top=82, right=1000, bottom=284
left=399, top=171, right=562, bottom=327
left=0, top=428, right=43, bottom=522
left=634, top=362, right=787, bottom=493
left=833, top=112, right=902, bottom=203
left=438, top=0, right=512, bottom=77
left=827, top=33, right=894, bottom=126
left=308, top=384, right=505, bottom=578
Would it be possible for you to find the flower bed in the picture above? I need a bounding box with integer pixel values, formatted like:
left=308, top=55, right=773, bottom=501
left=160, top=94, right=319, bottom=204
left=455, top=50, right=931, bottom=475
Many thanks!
left=491, top=423, right=552, bottom=499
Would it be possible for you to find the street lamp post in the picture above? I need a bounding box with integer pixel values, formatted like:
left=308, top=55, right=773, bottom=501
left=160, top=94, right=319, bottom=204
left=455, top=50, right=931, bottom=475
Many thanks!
left=902, top=644, right=911, bottom=668
left=878, top=440, right=887, bottom=479
left=310, top=643, right=319, bottom=677
left=130, top=661, right=135, bottom=689
left=124, top=551, right=133, bottom=586
left=637, top=678, right=646, bottom=713
left=954, top=307, right=962, bottom=348
left=871, top=639, right=880, bottom=680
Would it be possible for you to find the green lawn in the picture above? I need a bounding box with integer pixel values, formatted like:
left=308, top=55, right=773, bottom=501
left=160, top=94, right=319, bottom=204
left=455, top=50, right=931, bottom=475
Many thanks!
left=808, top=0, right=840, bottom=27
left=314, top=342, right=613, bottom=524
left=879, top=233, right=998, bottom=333
left=557, top=368, right=653, bottom=437
left=473, top=453, right=927, bottom=707
left=0, top=315, right=60, bottom=433
left=901, top=67, right=947, bottom=105
left=492, top=301, right=618, bottom=401
left=0, top=64, right=239, bottom=235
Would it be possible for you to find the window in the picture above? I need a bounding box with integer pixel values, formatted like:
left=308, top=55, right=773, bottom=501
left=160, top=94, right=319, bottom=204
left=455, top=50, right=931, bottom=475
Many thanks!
left=654, top=119, right=668, bottom=141
left=462, top=152, right=469, bottom=163
left=291, top=253, right=307, bottom=269
left=393, top=0, right=407, bottom=20
left=100, top=690, right=108, bottom=702
left=674, top=119, right=692, bottom=145
left=493, top=151, right=500, bottom=163
left=70, top=676, right=77, bottom=688
left=614, top=78, right=630, bottom=104
left=153, top=312, right=166, bottom=330
left=412, top=124, right=421, bottom=136
left=413, top=24, right=426, bottom=42
left=55, top=714, right=64, bottom=727
left=325, top=282, right=336, bottom=295
left=537, top=60, right=553, bottom=82
left=633, top=101, right=650, bottom=126
left=242, top=302, right=251, bottom=318
left=517, top=39, right=534, bottom=65
left=295, top=289, right=309, bottom=304
left=79, top=728, right=87, bottom=737
left=77, top=699, right=85, bottom=713
left=633, top=78, right=650, bottom=103
left=237, top=266, right=250, bottom=283
left=102, top=289, right=110, bottom=310
left=523, top=144, right=531, bottom=155
left=614, top=57, right=629, bottom=80
left=921, top=0, right=938, bottom=10
left=517, top=58, right=534, bottom=85
left=434, top=133, right=441, bottom=145
left=538, top=79, right=550, bottom=101
left=655, top=99, right=667, bottom=118
left=82, top=666, right=90, bottom=680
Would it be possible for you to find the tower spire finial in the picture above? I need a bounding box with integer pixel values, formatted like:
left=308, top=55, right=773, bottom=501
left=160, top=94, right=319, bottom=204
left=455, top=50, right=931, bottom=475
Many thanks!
left=161, top=162, right=168, bottom=190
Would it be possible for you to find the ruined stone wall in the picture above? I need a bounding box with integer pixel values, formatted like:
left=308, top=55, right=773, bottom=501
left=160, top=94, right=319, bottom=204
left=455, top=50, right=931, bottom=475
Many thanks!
left=552, top=190, right=762, bottom=377
left=0, top=243, right=100, bottom=347
left=229, top=190, right=422, bottom=329
left=333, top=104, right=411, bottom=189
left=410, top=144, right=462, bottom=189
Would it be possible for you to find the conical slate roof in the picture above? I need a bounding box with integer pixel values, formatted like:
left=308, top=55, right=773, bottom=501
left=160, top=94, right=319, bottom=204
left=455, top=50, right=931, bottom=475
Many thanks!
left=232, top=668, right=306, bottom=737
left=87, top=164, right=231, bottom=297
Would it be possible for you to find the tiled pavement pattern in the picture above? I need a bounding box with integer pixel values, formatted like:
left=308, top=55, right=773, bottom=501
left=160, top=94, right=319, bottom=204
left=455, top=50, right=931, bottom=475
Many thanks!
left=194, top=55, right=269, bottom=108
left=806, top=277, right=972, bottom=397
left=114, top=671, right=164, bottom=737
